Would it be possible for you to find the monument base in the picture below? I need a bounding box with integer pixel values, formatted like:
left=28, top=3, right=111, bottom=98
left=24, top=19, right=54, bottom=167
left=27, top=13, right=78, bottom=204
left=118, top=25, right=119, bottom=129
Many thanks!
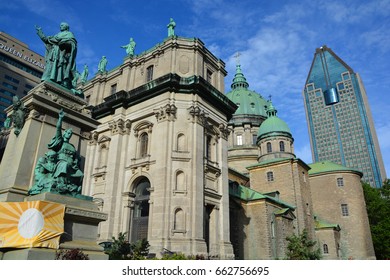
left=0, top=81, right=99, bottom=203
left=1, top=247, right=108, bottom=260
left=0, top=192, right=108, bottom=260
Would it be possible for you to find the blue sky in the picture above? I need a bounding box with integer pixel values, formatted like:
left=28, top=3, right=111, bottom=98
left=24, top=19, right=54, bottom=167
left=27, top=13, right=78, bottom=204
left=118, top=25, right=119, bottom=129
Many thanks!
left=2, top=0, right=390, bottom=179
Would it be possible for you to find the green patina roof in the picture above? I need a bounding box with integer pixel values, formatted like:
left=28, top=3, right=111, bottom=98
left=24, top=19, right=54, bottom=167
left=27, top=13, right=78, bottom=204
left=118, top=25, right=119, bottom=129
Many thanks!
left=229, top=183, right=295, bottom=209
left=308, top=161, right=362, bottom=176
left=246, top=157, right=291, bottom=169
left=226, top=64, right=269, bottom=117
left=314, top=216, right=341, bottom=231
left=257, top=102, right=292, bottom=138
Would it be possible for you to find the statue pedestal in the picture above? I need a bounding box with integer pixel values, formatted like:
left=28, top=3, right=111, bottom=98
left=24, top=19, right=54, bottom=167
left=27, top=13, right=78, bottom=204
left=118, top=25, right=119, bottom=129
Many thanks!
left=1, top=193, right=108, bottom=260
left=0, top=82, right=107, bottom=259
left=0, top=81, right=99, bottom=202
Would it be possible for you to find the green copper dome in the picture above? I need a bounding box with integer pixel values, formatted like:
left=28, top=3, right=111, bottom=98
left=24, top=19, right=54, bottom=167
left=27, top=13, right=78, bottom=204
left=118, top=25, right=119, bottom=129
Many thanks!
left=258, top=102, right=292, bottom=138
left=226, top=64, right=269, bottom=117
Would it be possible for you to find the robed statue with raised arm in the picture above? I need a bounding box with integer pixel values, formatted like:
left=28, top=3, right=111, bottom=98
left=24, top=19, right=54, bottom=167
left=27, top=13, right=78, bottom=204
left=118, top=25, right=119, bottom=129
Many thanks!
left=29, top=109, right=84, bottom=197
left=36, top=22, right=78, bottom=91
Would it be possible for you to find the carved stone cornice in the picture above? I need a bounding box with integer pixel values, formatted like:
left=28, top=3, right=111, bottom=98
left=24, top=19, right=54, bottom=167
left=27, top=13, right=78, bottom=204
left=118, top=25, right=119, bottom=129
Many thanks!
left=127, top=156, right=156, bottom=173
left=65, top=206, right=108, bottom=221
left=32, top=82, right=90, bottom=115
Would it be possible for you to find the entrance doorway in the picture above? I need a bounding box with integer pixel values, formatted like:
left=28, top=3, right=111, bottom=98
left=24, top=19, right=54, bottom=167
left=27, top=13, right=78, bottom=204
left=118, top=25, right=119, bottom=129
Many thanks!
left=131, top=177, right=150, bottom=243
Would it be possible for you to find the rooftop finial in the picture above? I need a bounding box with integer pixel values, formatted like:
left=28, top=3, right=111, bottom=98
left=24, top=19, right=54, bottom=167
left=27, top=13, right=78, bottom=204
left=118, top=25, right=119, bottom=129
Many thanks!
left=266, top=99, right=277, bottom=117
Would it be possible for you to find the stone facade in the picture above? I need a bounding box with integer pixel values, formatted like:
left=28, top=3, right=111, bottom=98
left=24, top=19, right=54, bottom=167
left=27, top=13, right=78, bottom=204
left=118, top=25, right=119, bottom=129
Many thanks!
left=309, top=165, right=376, bottom=259
left=0, top=31, right=376, bottom=260
left=82, top=36, right=235, bottom=259
left=247, top=159, right=315, bottom=239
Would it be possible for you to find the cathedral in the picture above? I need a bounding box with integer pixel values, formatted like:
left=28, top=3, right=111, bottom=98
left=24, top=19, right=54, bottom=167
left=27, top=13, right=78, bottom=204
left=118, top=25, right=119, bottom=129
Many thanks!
left=81, top=34, right=375, bottom=260
left=0, top=27, right=375, bottom=260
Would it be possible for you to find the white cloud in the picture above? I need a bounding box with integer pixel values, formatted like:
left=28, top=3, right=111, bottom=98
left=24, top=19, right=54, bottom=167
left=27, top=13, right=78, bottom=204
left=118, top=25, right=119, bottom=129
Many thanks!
left=295, top=143, right=313, bottom=164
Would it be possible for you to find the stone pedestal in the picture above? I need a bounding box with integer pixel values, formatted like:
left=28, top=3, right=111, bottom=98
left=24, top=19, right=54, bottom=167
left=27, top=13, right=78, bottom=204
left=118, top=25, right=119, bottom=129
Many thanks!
left=1, top=193, right=108, bottom=260
left=0, top=81, right=100, bottom=202
left=0, top=82, right=106, bottom=259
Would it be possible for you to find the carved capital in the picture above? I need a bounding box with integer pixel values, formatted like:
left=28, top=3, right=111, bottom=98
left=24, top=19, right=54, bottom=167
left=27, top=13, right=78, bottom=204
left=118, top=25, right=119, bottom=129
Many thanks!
left=89, top=131, right=99, bottom=144
left=154, top=103, right=177, bottom=122
left=109, top=118, right=131, bottom=135
left=218, top=123, right=231, bottom=140
left=188, top=104, right=208, bottom=126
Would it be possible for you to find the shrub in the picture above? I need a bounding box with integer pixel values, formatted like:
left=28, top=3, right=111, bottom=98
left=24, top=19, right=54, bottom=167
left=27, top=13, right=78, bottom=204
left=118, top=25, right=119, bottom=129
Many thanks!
left=55, top=248, right=89, bottom=260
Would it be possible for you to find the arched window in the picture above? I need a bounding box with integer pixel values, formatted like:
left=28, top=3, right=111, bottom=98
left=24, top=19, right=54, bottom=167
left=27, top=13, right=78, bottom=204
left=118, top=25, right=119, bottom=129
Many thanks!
left=146, top=65, right=154, bottom=82
left=279, top=141, right=285, bottom=152
left=99, top=144, right=108, bottom=168
left=267, top=171, right=274, bottom=182
left=323, top=244, right=329, bottom=254
left=174, top=208, right=185, bottom=231
left=139, top=132, right=148, bottom=158
left=266, top=142, right=272, bottom=153
left=131, top=177, right=150, bottom=242
left=177, top=133, right=186, bottom=151
left=175, top=171, right=185, bottom=191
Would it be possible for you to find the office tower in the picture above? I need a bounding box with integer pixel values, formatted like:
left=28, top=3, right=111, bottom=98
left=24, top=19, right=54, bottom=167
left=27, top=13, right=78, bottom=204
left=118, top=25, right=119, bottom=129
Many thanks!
left=303, top=45, right=386, bottom=188
left=0, top=31, right=44, bottom=126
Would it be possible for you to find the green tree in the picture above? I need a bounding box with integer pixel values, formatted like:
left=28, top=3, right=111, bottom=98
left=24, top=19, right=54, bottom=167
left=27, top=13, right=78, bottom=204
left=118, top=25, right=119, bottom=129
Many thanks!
left=362, top=180, right=390, bottom=259
left=285, top=229, right=321, bottom=260
left=106, top=232, right=150, bottom=260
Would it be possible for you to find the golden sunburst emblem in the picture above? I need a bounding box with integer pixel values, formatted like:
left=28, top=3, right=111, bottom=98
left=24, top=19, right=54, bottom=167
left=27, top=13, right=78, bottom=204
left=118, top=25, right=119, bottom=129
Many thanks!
left=0, top=200, right=65, bottom=249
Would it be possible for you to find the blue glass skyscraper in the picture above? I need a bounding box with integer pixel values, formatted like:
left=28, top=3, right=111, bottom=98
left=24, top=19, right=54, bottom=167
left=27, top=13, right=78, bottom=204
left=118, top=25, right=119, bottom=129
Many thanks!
left=303, top=45, right=386, bottom=188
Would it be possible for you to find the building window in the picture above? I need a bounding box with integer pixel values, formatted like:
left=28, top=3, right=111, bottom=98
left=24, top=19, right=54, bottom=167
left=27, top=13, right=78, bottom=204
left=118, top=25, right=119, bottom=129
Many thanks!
left=98, top=144, right=109, bottom=168
left=5, top=75, right=19, bottom=84
left=252, top=134, right=257, bottom=145
left=236, top=135, right=243, bottom=145
left=337, top=177, right=344, bottom=187
left=175, top=171, right=186, bottom=191
left=206, top=69, right=212, bottom=83
left=323, top=244, right=329, bottom=254
left=2, top=82, right=17, bottom=91
left=174, top=208, right=185, bottom=231
left=146, top=65, right=154, bottom=82
left=177, top=133, right=186, bottom=151
left=266, top=142, right=272, bottom=153
left=279, top=141, right=285, bottom=152
left=0, top=88, right=14, bottom=97
left=110, top=83, right=117, bottom=95
left=267, top=171, right=274, bottom=182
left=341, top=204, right=349, bottom=216
left=139, top=132, right=149, bottom=158
left=206, top=135, right=212, bottom=159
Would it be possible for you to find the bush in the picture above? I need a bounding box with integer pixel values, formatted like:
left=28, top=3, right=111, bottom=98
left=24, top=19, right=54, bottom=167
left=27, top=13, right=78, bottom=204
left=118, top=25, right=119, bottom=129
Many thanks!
left=55, top=248, right=89, bottom=260
left=106, top=232, right=150, bottom=260
left=160, top=252, right=192, bottom=260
